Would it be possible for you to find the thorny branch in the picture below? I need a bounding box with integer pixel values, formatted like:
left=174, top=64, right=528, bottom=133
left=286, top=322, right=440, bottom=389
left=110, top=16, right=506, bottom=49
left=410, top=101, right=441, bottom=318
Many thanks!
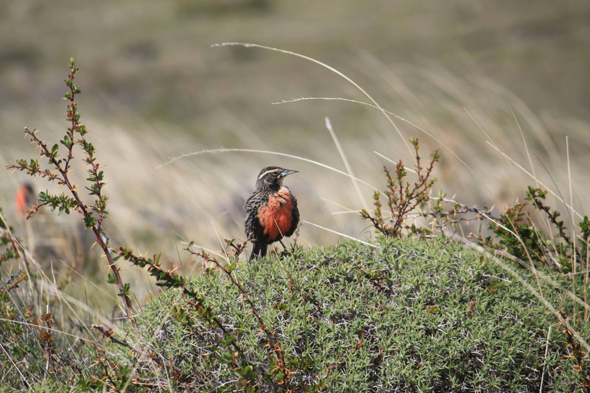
left=187, top=241, right=292, bottom=386
left=6, top=60, right=135, bottom=327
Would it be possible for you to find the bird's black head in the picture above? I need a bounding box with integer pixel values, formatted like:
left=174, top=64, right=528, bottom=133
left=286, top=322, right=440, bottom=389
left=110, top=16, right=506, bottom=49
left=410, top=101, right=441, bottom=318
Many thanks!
left=255, top=166, right=298, bottom=191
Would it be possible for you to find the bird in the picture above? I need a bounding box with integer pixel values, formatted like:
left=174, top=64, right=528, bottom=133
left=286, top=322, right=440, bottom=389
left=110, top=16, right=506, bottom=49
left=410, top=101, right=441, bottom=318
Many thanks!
left=15, top=182, right=36, bottom=217
left=245, top=166, right=300, bottom=260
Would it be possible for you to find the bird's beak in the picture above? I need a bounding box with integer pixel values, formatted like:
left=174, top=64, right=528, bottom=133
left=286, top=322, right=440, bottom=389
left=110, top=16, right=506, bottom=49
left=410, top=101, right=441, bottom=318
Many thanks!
left=280, top=169, right=298, bottom=177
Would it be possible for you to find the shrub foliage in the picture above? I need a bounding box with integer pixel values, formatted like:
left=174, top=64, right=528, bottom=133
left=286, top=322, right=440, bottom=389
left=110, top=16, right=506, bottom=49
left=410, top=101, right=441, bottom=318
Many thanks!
left=123, top=238, right=588, bottom=391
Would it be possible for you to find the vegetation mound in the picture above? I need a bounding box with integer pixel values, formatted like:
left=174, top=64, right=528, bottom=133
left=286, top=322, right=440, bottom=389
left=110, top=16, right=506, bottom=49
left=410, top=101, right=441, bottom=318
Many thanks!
left=127, top=238, right=583, bottom=392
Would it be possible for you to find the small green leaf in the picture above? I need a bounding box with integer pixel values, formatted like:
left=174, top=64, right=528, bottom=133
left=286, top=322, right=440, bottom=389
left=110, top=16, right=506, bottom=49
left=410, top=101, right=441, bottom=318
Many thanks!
left=107, top=273, right=117, bottom=284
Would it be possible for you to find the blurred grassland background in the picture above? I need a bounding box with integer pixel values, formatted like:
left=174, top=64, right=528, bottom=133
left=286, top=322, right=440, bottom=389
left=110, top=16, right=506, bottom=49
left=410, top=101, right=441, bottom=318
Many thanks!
left=1, top=0, right=590, bottom=307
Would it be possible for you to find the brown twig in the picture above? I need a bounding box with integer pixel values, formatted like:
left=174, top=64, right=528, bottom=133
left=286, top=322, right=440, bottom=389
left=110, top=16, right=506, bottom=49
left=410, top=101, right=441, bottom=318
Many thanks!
left=20, top=127, right=135, bottom=327
left=6, top=60, right=135, bottom=327
left=465, top=298, right=477, bottom=319
left=93, top=325, right=171, bottom=371
left=188, top=242, right=291, bottom=385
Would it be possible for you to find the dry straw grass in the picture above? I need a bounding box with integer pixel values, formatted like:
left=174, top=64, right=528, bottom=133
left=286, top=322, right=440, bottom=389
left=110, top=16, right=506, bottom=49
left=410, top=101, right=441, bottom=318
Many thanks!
left=1, top=44, right=590, bottom=357
left=1, top=46, right=589, bottom=262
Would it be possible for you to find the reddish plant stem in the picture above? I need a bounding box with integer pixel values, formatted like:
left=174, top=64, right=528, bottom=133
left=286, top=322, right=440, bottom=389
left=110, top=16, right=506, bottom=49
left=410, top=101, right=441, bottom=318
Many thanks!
left=23, top=127, right=135, bottom=327
left=191, top=247, right=290, bottom=383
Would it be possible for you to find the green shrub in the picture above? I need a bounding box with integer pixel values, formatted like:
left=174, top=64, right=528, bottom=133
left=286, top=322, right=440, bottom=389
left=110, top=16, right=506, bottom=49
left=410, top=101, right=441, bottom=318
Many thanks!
left=120, top=237, right=587, bottom=392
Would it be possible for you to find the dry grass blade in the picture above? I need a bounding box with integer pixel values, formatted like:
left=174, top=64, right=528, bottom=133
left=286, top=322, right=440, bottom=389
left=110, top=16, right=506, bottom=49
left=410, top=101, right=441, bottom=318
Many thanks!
left=274, top=96, right=495, bottom=198
left=373, top=151, right=417, bottom=174
left=212, top=42, right=413, bottom=158
left=320, top=197, right=361, bottom=215
left=464, top=107, right=498, bottom=149
left=539, top=325, right=552, bottom=393
left=210, top=220, right=229, bottom=260
left=320, top=197, right=357, bottom=212
left=566, top=136, right=577, bottom=325
left=0, top=341, right=31, bottom=389
left=510, top=105, right=538, bottom=186
left=0, top=212, right=104, bottom=339
left=0, top=318, right=95, bottom=343
left=478, top=209, right=545, bottom=299
left=477, top=217, right=590, bottom=314
left=301, top=219, right=378, bottom=248
left=118, top=305, right=177, bottom=393
left=325, top=117, right=368, bottom=210
left=157, top=147, right=378, bottom=191
left=179, top=241, right=228, bottom=261
left=452, top=234, right=590, bottom=354
left=486, top=142, right=583, bottom=220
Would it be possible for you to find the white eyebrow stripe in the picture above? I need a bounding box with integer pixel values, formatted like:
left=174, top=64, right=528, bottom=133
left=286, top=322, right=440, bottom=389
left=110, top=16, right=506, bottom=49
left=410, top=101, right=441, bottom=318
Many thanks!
left=258, top=169, right=282, bottom=180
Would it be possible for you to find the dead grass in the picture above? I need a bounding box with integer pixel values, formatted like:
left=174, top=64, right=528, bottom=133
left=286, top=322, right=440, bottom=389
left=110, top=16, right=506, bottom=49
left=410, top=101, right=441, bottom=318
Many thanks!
left=2, top=50, right=590, bottom=277
left=1, top=37, right=590, bottom=391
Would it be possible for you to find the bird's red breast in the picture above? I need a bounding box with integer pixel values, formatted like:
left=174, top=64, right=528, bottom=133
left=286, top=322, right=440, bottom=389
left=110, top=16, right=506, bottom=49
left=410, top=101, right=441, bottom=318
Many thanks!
left=15, top=186, right=30, bottom=216
left=257, top=187, right=294, bottom=241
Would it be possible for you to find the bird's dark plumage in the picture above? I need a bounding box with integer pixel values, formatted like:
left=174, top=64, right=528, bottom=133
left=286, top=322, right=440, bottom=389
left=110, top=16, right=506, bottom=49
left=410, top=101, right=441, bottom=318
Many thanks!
left=245, top=166, right=299, bottom=260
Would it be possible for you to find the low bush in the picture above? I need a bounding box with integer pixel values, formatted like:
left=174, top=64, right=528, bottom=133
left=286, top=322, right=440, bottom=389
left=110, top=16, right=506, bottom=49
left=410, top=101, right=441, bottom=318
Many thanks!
left=118, top=237, right=588, bottom=391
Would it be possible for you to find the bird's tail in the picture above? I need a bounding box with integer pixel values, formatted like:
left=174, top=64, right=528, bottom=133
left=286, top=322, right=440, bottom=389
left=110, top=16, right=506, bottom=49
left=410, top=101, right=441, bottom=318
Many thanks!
left=249, top=241, right=267, bottom=261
